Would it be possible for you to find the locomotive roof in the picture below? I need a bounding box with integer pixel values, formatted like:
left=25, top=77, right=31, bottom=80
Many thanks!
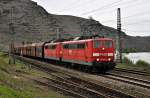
left=62, top=38, right=113, bottom=44
left=62, top=39, right=92, bottom=44
left=45, top=42, right=59, bottom=46
left=44, top=38, right=113, bottom=45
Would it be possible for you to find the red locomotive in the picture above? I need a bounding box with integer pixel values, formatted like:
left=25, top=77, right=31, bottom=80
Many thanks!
left=14, top=36, right=116, bottom=72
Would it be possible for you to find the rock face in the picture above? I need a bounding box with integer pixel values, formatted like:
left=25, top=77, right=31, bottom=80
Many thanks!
left=0, top=0, right=149, bottom=52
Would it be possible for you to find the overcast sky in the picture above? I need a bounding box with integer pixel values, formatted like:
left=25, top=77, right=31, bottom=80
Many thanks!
left=32, top=0, right=150, bottom=36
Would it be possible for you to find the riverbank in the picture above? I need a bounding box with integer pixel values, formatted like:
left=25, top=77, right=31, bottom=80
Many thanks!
left=116, top=62, right=150, bottom=72
left=123, top=52, right=150, bottom=64
left=118, top=52, right=150, bottom=72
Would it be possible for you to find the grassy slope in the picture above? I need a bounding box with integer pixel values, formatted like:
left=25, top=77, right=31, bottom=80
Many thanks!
left=0, top=52, right=66, bottom=98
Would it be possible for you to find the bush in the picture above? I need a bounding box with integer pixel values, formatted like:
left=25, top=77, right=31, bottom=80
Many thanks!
left=136, top=60, right=150, bottom=67
left=122, top=57, right=134, bottom=65
left=123, top=48, right=137, bottom=53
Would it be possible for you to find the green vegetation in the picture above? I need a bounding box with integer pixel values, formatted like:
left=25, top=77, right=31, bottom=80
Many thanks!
left=122, top=57, right=134, bottom=65
left=0, top=85, right=31, bottom=98
left=123, top=48, right=137, bottom=53
left=0, top=52, right=66, bottom=98
left=117, top=57, right=150, bottom=71
left=136, top=60, right=150, bottom=67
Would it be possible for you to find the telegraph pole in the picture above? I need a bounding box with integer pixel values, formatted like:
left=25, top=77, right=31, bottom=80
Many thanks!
left=117, top=8, right=122, bottom=63
left=9, top=7, right=15, bottom=64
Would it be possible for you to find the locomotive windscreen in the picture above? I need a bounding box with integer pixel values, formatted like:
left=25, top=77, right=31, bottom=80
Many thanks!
left=104, top=41, right=112, bottom=48
left=93, top=40, right=101, bottom=48
left=93, top=40, right=113, bottom=48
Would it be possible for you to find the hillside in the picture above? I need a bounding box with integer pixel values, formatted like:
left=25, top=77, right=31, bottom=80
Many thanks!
left=0, top=0, right=150, bottom=52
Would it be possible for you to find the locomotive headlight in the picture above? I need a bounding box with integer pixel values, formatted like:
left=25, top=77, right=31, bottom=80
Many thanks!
left=108, top=58, right=111, bottom=61
left=108, top=53, right=113, bottom=56
left=102, top=48, right=105, bottom=50
left=96, top=58, right=100, bottom=61
left=93, top=53, right=99, bottom=56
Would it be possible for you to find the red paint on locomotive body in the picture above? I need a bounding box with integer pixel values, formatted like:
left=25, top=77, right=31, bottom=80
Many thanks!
left=61, top=39, right=92, bottom=64
left=92, top=38, right=115, bottom=62
left=44, top=42, right=62, bottom=60
left=60, top=38, right=115, bottom=66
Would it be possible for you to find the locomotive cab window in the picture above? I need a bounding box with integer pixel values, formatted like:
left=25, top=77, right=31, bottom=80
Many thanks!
left=104, top=41, right=112, bottom=48
left=63, top=44, right=69, bottom=49
left=48, top=45, right=56, bottom=49
left=77, top=43, right=85, bottom=49
left=52, top=45, right=56, bottom=49
left=93, top=40, right=101, bottom=48
left=69, top=44, right=77, bottom=49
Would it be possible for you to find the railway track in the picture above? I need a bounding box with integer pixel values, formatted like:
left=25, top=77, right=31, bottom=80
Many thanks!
left=31, top=65, right=110, bottom=98
left=34, top=77, right=105, bottom=98
left=108, top=68, right=150, bottom=89
left=16, top=55, right=137, bottom=98
left=102, top=72, right=150, bottom=89
left=114, top=68, right=150, bottom=76
left=35, top=68, right=135, bottom=98
left=32, top=78, right=88, bottom=98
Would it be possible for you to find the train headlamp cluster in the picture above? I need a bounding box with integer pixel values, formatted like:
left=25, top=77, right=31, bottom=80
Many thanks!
left=96, top=58, right=112, bottom=62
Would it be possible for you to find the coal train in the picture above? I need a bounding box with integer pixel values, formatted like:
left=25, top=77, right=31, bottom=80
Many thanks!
left=14, top=36, right=116, bottom=72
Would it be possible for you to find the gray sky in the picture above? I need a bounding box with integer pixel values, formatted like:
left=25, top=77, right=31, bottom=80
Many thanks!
left=33, top=0, right=150, bottom=36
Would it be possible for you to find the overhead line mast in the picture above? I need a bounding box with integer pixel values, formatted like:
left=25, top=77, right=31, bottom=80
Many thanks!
left=117, top=8, right=122, bottom=63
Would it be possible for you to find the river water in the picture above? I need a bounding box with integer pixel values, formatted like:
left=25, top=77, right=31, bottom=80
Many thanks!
left=123, top=52, right=150, bottom=64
